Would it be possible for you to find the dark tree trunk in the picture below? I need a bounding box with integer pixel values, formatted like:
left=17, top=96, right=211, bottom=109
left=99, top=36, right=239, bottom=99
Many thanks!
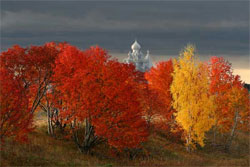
left=212, top=124, right=217, bottom=146
left=72, top=119, right=101, bottom=154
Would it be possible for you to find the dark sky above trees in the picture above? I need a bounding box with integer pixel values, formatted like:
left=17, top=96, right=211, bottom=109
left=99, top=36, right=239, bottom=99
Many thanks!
left=1, top=0, right=249, bottom=78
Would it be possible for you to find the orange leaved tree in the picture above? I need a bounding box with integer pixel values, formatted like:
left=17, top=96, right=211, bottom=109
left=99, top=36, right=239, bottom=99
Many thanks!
left=209, top=57, right=250, bottom=151
left=224, top=78, right=250, bottom=151
left=209, top=57, right=234, bottom=134
left=53, top=45, right=148, bottom=153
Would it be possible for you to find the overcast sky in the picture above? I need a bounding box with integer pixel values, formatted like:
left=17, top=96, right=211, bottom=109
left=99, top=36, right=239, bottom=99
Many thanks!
left=1, top=0, right=249, bottom=82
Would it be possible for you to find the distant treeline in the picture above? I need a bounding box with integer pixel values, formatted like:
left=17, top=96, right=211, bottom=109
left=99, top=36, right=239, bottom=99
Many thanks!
left=244, top=83, right=250, bottom=92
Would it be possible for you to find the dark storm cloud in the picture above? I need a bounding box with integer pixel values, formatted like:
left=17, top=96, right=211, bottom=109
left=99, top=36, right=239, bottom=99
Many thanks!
left=1, top=1, right=249, bottom=57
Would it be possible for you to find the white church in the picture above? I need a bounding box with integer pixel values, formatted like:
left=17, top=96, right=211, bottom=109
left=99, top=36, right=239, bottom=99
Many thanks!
left=124, top=40, right=153, bottom=72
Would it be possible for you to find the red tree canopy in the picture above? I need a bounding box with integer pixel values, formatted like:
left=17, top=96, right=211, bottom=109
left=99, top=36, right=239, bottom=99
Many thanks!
left=0, top=68, right=34, bottom=143
left=53, top=45, right=148, bottom=150
left=0, top=42, right=64, bottom=114
left=0, top=42, right=65, bottom=142
left=145, top=60, right=177, bottom=131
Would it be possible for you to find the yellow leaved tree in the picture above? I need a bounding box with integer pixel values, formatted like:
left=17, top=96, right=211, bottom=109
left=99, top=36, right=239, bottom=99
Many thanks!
left=171, top=44, right=216, bottom=152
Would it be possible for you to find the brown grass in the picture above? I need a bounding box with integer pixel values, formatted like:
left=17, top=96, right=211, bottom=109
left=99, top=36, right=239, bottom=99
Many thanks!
left=1, top=114, right=249, bottom=166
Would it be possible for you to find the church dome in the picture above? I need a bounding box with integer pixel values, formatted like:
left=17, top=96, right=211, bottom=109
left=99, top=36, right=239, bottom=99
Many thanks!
left=131, top=40, right=141, bottom=51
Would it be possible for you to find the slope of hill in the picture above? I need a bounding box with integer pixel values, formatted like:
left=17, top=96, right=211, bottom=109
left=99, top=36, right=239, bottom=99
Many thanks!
left=1, top=118, right=249, bottom=166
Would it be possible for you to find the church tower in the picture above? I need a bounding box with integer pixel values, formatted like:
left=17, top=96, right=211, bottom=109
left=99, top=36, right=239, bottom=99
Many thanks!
left=124, top=40, right=153, bottom=72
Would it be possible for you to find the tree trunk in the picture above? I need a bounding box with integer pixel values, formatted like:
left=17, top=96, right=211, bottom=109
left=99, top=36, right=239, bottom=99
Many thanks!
left=225, top=111, right=239, bottom=152
left=186, top=128, right=192, bottom=152
left=213, top=129, right=216, bottom=145
left=83, top=119, right=100, bottom=153
left=47, top=108, right=54, bottom=136
left=72, top=119, right=100, bottom=154
left=212, top=124, right=217, bottom=146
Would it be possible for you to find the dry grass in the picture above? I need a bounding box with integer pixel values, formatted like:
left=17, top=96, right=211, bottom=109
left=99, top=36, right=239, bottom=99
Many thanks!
left=1, top=114, right=249, bottom=166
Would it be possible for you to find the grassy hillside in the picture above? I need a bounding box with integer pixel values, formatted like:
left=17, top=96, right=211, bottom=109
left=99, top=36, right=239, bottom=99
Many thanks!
left=1, top=113, right=249, bottom=166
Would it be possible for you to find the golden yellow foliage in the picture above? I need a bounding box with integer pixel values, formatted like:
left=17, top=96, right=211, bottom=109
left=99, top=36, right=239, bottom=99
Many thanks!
left=171, top=44, right=215, bottom=151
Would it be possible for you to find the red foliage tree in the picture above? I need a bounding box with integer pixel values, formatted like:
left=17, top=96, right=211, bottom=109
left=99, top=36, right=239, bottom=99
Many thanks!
left=0, top=43, right=63, bottom=114
left=53, top=45, right=148, bottom=153
left=0, top=42, right=65, bottom=139
left=139, top=84, right=165, bottom=129
left=0, top=68, right=34, bottom=143
left=209, top=57, right=234, bottom=133
left=144, top=60, right=178, bottom=133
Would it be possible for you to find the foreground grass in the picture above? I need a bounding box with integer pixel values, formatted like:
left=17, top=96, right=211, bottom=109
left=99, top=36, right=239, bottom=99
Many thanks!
left=1, top=118, right=249, bottom=166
